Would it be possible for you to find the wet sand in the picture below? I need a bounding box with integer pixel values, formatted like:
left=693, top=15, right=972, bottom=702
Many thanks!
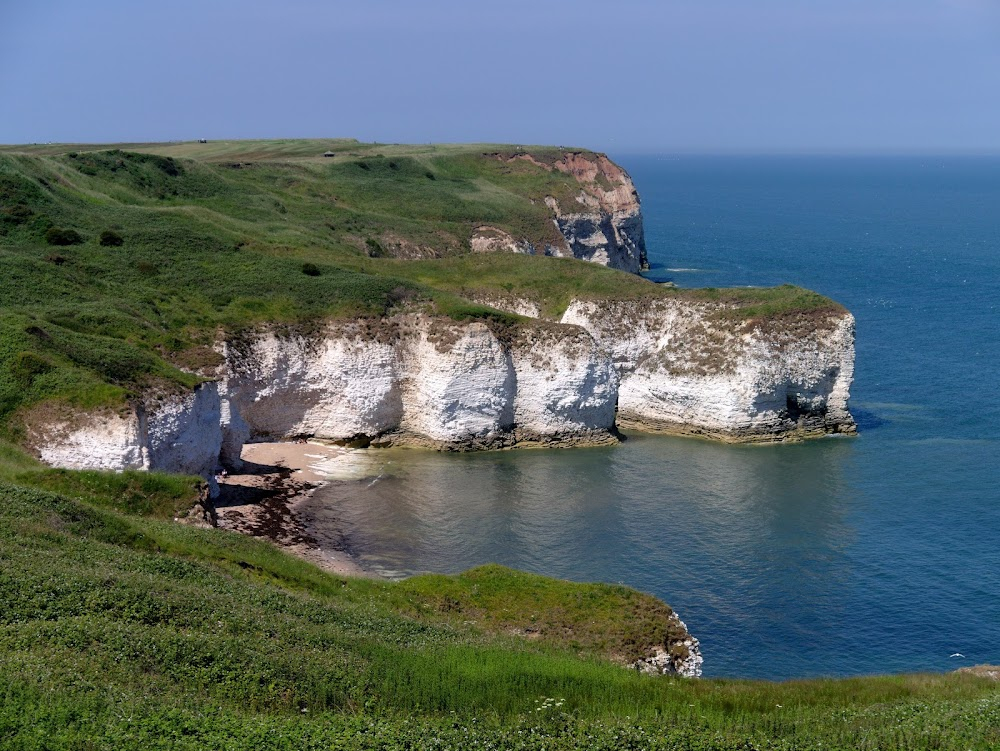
left=214, top=441, right=376, bottom=578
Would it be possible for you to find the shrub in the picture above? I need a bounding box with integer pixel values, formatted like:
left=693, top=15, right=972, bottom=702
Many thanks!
left=386, top=285, right=418, bottom=310
left=44, top=253, right=68, bottom=265
left=425, top=171, right=436, bottom=180
left=11, top=351, right=54, bottom=385
left=99, top=230, right=124, bottom=247
left=0, top=204, right=32, bottom=226
left=45, top=227, right=83, bottom=246
left=301, top=262, right=321, bottom=277
left=365, top=237, right=384, bottom=258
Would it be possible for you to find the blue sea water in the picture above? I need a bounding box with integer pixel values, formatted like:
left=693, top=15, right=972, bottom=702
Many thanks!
left=309, top=156, right=1000, bottom=680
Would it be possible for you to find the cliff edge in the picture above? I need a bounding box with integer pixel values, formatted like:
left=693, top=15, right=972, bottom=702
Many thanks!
left=473, top=151, right=647, bottom=273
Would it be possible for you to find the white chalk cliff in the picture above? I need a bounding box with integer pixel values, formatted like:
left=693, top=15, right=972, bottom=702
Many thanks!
left=24, top=299, right=854, bottom=487
left=561, top=298, right=856, bottom=442
left=219, top=316, right=618, bottom=463
left=26, top=383, right=223, bottom=486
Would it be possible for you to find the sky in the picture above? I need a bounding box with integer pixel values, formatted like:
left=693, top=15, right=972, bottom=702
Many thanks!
left=2, top=0, right=999, bottom=153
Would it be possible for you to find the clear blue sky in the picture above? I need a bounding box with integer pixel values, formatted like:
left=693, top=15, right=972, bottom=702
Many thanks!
left=2, top=0, right=999, bottom=153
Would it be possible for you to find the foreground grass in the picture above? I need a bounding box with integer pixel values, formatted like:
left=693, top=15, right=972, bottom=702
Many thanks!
left=0, top=478, right=996, bottom=750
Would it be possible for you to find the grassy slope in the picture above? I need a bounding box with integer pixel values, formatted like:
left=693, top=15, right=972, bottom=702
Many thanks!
left=0, top=140, right=840, bottom=433
left=1, top=481, right=997, bottom=751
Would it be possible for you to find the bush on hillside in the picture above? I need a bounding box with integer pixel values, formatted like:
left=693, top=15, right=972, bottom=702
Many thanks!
left=99, top=230, right=124, bottom=247
left=0, top=203, right=32, bottom=226
left=45, top=227, right=83, bottom=246
left=301, top=262, right=321, bottom=277
left=386, top=285, right=419, bottom=310
left=11, top=351, right=54, bottom=385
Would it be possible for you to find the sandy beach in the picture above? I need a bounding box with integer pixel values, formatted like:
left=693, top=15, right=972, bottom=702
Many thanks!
left=214, top=441, right=376, bottom=578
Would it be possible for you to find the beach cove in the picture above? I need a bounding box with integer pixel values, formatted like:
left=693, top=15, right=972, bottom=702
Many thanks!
left=225, top=155, right=1000, bottom=681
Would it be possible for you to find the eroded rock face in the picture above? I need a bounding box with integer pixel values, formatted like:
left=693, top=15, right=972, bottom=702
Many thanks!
left=218, top=315, right=619, bottom=454
left=28, top=405, right=146, bottom=472
left=399, top=318, right=515, bottom=446
left=479, top=151, right=648, bottom=273
left=562, top=299, right=856, bottom=442
left=509, top=324, right=618, bottom=443
left=632, top=615, right=704, bottom=678
left=25, top=382, right=223, bottom=482
left=23, top=292, right=855, bottom=484
left=24, top=317, right=620, bottom=481
left=469, top=226, right=535, bottom=257
left=549, top=152, right=647, bottom=272
left=222, top=322, right=403, bottom=444
left=144, top=384, right=223, bottom=479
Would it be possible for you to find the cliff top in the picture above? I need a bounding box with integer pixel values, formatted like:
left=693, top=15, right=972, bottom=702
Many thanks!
left=0, top=138, right=580, bottom=163
left=0, top=139, right=843, bottom=427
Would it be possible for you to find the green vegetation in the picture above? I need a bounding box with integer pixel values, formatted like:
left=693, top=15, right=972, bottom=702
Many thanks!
left=394, top=565, right=691, bottom=664
left=43, top=227, right=83, bottom=246
left=0, top=480, right=996, bottom=750
left=98, top=228, right=123, bottom=246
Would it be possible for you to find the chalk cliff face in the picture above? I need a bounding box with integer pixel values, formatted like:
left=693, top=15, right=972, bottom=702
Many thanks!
left=25, top=383, right=223, bottom=481
left=545, top=153, right=647, bottom=273
left=561, top=299, right=856, bottom=442
left=24, top=295, right=855, bottom=484
left=221, top=323, right=402, bottom=449
left=474, top=152, right=648, bottom=273
left=219, top=315, right=618, bottom=457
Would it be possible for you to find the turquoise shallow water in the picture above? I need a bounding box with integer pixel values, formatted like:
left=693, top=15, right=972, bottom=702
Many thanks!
left=307, top=156, right=1000, bottom=680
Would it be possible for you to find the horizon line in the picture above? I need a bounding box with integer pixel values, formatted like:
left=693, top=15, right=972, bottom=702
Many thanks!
left=2, top=137, right=999, bottom=158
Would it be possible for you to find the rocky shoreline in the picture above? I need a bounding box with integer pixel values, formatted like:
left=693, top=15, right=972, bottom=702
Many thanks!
left=211, top=441, right=374, bottom=578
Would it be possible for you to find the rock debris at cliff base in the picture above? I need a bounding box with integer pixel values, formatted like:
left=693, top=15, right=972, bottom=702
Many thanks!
left=213, top=441, right=373, bottom=578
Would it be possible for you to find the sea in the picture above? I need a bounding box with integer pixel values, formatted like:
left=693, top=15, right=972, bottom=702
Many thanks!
left=304, top=156, right=1000, bottom=680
